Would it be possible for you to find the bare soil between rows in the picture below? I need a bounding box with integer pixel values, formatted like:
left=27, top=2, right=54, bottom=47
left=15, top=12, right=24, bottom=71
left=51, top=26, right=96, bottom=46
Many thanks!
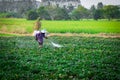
left=0, top=31, right=120, bottom=38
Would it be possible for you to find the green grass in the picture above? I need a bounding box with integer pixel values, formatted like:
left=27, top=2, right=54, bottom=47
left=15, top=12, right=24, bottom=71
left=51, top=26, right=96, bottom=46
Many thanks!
left=0, top=36, right=120, bottom=79
left=0, top=33, right=19, bottom=37
left=0, top=18, right=120, bottom=34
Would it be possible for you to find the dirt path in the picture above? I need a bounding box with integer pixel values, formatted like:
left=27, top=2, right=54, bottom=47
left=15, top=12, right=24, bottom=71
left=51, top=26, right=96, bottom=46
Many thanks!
left=49, top=33, right=120, bottom=38
left=0, top=31, right=120, bottom=38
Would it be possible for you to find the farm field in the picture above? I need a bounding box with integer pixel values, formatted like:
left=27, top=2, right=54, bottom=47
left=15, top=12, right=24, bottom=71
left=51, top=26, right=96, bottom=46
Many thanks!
left=0, top=18, right=120, bottom=34
left=0, top=36, right=120, bottom=80
left=0, top=18, right=120, bottom=79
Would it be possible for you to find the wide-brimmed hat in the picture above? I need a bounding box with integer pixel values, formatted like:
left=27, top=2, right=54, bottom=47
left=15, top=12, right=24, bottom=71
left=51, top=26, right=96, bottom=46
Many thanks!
left=41, top=29, right=47, bottom=33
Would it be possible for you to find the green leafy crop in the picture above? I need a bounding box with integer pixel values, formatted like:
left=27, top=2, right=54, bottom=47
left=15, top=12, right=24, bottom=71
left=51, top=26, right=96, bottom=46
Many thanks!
left=0, top=36, right=120, bottom=80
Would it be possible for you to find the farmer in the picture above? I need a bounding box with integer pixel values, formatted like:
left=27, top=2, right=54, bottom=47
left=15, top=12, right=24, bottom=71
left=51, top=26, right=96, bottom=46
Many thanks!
left=33, top=17, right=41, bottom=30
left=34, top=30, right=48, bottom=48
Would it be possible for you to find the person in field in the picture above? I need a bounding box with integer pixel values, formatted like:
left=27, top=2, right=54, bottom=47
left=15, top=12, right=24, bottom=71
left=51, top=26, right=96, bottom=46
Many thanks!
left=33, top=17, right=48, bottom=47
left=34, top=30, right=48, bottom=48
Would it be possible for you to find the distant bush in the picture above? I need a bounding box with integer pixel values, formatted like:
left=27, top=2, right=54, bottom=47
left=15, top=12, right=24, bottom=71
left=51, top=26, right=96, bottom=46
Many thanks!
left=26, top=10, right=38, bottom=20
left=0, top=12, right=21, bottom=18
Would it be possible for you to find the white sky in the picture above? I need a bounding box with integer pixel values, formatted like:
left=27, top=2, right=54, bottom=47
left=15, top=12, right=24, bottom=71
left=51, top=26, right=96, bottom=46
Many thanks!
left=81, top=0, right=120, bottom=8
left=36, top=0, right=120, bottom=9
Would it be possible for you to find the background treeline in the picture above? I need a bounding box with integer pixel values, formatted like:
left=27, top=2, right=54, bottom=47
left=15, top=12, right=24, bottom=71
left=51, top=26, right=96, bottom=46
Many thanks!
left=0, top=2, right=120, bottom=20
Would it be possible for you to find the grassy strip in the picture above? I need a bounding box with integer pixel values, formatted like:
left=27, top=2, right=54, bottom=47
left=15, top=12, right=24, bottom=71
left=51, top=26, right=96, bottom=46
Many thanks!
left=0, top=33, right=19, bottom=37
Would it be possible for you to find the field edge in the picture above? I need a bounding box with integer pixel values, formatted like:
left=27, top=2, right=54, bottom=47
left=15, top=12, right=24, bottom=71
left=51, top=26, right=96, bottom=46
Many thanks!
left=0, top=31, right=120, bottom=38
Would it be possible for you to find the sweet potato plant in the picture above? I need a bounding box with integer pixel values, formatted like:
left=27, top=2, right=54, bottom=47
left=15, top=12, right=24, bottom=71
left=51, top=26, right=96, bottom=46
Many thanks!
left=0, top=36, right=120, bottom=80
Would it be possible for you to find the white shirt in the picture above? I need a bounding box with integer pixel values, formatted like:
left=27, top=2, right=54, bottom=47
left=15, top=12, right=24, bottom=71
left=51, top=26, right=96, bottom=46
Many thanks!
left=33, top=30, right=40, bottom=36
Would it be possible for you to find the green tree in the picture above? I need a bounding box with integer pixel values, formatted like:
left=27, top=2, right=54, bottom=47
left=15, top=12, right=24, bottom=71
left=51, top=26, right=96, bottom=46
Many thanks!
left=37, top=7, right=50, bottom=20
left=70, top=9, right=81, bottom=20
left=89, top=5, right=96, bottom=18
left=97, top=2, right=103, bottom=9
left=93, top=10, right=100, bottom=20
left=103, top=5, right=120, bottom=20
left=93, top=9, right=103, bottom=20
left=45, top=6, right=55, bottom=20
left=67, top=4, right=74, bottom=12
left=45, top=6, right=69, bottom=20
left=70, top=6, right=89, bottom=20
left=26, top=10, right=38, bottom=20
left=92, top=2, right=104, bottom=20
